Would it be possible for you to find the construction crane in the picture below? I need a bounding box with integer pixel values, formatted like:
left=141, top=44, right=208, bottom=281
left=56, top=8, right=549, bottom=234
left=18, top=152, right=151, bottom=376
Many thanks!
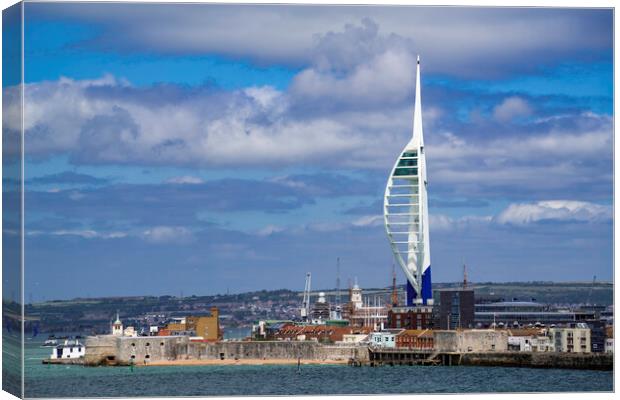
left=336, top=258, right=341, bottom=308
left=463, top=259, right=468, bottom=289
left=300, top=272, right=312, bottom=321
left=391, top=264, right=399, bottom=307
left=586, top=275, right=596, bottom=305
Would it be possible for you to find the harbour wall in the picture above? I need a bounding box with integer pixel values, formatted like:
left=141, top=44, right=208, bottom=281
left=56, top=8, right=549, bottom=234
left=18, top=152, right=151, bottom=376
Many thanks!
left=84, top=336, right=367, bottom=365
left=459, top=352, right=613, bottom=371
left=190, top=341, right=368, bottom=362
left=82, top=335, right=611, bottom=370
left=84, top=335, right=190, bottom=366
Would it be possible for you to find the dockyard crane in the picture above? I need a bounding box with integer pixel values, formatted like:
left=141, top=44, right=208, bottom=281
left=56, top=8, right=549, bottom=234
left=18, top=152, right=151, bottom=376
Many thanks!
left=586, top=275, right=596, bottom=305
left=300, top=273, right=312, bottom=321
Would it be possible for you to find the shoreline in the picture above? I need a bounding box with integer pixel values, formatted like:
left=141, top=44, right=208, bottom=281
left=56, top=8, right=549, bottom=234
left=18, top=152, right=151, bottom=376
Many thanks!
left=140, top=358, right=349, bottom=367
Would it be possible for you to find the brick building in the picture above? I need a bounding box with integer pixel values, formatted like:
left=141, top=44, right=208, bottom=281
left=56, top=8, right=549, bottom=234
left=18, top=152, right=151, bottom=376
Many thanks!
left=387, top=305, right=434, bottom=329
left=395, top=329, right=434, bottom=350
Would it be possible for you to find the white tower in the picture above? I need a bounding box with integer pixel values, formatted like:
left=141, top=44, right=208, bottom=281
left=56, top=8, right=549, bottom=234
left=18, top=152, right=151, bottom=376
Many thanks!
left=384, top=55, right=432, bottom=306
left=350, top=279, right=363, bottom=309
left=112, top=312, right=123, bottom=336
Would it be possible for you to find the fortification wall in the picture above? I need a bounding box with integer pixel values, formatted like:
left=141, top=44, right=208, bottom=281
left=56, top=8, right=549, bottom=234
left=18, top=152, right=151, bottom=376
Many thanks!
left=460, top=352, right=613, bottom=370
left=316, top=345, right=369, bottom=362
left=84, top=335, right=190, bottom=365
left=433, top=330, right=508, bottom=353
left=117, top=336, right=189, bottom=364
left=84, top=335, right=119, bottom=366
left=196, top=341, right=319, bottom=360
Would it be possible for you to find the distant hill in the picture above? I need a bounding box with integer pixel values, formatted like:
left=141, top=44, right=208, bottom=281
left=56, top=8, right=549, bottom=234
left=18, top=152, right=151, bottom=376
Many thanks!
left=20, top=281, right=612, bottom=335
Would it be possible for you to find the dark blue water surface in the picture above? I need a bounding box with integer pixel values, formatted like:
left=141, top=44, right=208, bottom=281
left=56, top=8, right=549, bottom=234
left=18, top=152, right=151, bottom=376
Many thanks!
left=25, top=342, right=612, bottom=397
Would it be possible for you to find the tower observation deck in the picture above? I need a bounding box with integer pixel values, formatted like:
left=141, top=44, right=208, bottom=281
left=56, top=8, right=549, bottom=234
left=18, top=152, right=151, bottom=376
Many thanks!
left=383, top=56, right=432, bottom=307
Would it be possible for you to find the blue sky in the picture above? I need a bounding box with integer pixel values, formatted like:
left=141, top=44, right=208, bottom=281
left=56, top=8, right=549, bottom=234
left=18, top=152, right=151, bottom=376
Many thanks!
left=10, top=4, right=613, bottom=300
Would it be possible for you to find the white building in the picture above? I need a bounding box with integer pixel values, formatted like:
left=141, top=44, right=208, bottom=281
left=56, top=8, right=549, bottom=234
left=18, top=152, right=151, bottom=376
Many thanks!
left=340, top=334, right=369, bottom=344
left=605, top=337, right=613, bottom=353
left=50, top=339, right=85, bottom=359
left=369, top=330, right=401, bottom=348
left=123, top=326, right=138, bottom=337
left=548, top=324, right=591, bottom=353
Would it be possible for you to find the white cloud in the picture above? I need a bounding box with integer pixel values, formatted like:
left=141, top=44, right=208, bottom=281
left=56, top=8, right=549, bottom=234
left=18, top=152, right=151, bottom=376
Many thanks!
left=27, top=229, right=127, bottom=239
left=495, top=200, right=612, bottom=225
left=351, top=215, right=383, bottom=227
left=166, top=176, right=204, bottom=184
left=45, top=6, right=611, bottom=78
left=142, top=226, right=194, bottom=243
left=493, top=96, right=532, bottom=122
left=256, top=225, right=285, bottom=236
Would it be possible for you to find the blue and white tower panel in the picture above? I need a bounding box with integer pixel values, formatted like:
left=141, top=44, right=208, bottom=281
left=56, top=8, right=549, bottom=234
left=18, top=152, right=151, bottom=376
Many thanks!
left=384, top=56, right=433, bottom=306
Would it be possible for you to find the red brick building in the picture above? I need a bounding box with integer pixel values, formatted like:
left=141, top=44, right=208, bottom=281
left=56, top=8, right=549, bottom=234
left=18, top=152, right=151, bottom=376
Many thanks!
left=395, top=329, right=434, bottom=349
left=269, top=324, right=371, bottom=343
left=387, top=306, right=434, bottom=330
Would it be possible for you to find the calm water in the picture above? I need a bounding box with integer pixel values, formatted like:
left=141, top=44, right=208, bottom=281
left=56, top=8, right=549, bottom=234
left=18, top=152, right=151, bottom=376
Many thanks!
left=25, top=340, right=612, bottom=398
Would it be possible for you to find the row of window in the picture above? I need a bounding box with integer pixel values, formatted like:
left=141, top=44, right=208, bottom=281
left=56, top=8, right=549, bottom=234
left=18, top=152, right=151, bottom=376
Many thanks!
left=393, top=168, right=418, bottom=177
left=397, top=159, right=417, bottom=167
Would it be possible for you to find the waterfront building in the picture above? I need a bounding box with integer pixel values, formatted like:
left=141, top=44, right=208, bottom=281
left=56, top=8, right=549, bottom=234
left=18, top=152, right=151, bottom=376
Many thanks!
left=530, top=335, right=554, bottom=352
left=369, top=330, right=401, bottom=348
left=474, top=300, right=596, bottom=328
left=269, top=323, right=371, bottom=343
left=50, top=338, right=85, bottom=360
left=395, top=329, right=434, bottom=350
left=548, top=324, right=591, bottom=353
left=586, top=320, right=606, bottom=353
left=506, top=328, right=547, bottom=352
left=340, top=334, right=370, bottom=344
left=605, top=326, right=613, bottom=353
left=387, top=305, right=434, bottom=330
left=436, top=289, right=475, bottom=330
left=384, top=56, right=432, bottom=306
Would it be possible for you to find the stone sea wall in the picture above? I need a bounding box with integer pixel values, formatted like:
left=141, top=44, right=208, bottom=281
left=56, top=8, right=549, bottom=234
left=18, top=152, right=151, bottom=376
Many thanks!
left=460, top=352, right=613, bottom=370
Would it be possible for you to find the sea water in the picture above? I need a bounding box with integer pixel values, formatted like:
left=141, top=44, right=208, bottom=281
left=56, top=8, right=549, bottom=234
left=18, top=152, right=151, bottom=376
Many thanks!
left=24, top=340, right=612, bottom=397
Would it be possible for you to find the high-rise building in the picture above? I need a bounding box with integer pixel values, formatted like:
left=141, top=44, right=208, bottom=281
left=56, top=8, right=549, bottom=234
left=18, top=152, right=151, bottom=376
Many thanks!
left=384, top=56, right=432, bottom=306
left=436, top=289, right=475, bottom=330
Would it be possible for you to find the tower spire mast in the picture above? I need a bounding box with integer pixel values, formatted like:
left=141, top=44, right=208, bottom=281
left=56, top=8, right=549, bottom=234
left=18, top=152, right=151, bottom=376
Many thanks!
left=412, top=55, right=424, bottom=146
left=384, top=55, right=432, bottom=306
